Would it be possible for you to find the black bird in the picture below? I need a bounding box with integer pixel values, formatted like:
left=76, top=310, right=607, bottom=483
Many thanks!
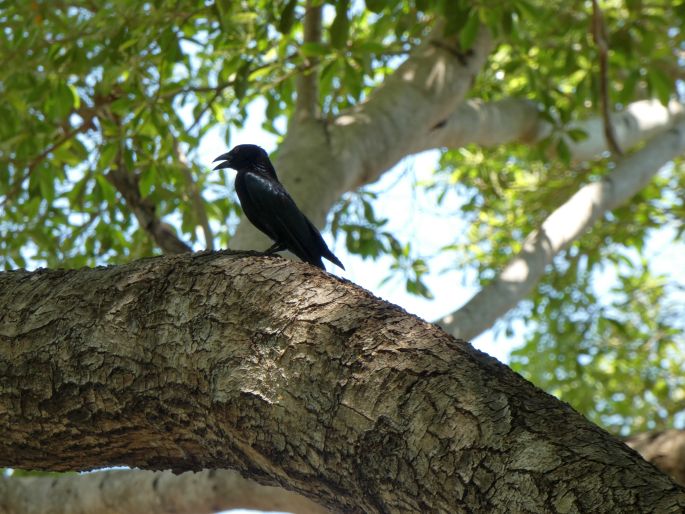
left=213, top=144, right=344, bottom=271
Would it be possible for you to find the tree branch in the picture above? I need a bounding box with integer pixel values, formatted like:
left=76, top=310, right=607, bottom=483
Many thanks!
left=439, top=120, right=685, bottom=340
left=0, top=469, right=329, bottom=514
left=330, top=24, right=493, bottom=191
left=411, top=98, right=685, bottom=160
left=1, top=251, right=684, bottom=512
left=592, top=0, right=622, bottom=156
left=229, top=21, right=493, bottom=251
left=173, top=139, right=214, bottom=250
left=295, top=0, right=322, bottom=122
left=106, top=149, right=192, bottom=254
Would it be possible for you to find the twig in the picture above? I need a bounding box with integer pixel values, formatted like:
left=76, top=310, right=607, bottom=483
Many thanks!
left=592, top=0, right=622, bottom=156
left=106, top=140, right=192, bottom=255
left=186, top=85, right=228, bottom=134
left=173, top=139, right=214, bottom=250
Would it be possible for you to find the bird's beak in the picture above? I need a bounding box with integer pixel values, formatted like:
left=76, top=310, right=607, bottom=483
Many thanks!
left=213, top=152, right=233, bottom=170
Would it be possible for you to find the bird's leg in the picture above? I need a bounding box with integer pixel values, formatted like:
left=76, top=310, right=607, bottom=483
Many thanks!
left=264, top=242, right=286, bottom=254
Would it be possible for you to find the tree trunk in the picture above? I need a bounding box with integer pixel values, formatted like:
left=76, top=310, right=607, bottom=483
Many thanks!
left=1, top=251, right=683, bottom=512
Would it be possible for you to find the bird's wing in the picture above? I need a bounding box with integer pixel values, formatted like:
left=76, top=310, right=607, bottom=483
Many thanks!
left=241, top=172, right=324, bottom=267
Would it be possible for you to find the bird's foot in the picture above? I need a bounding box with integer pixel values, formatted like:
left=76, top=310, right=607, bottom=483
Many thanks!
left=264, top=243, right=286, bottom=255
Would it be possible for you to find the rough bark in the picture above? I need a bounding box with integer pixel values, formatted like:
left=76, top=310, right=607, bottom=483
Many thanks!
left=0, top=469, right=329, bottom=514
left=439, top=119, right=685, bottom=339
left=5, top=429, right=684, bottom=514
left=1, top=252, right=684, bottom=512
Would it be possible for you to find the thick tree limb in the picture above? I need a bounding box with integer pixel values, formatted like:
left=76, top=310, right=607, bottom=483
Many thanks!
left=7, top=428, right=684, bottom=514
left=329, top=27, right=493, bottom=192
left=0, top=469, right=329, bottom=514
left=1, top=252, right=684, bottom=512
left=412, top=98, right=685, bottom=160
left=439, top=120, right=685, bottom=340
left=229, top=23, right=493, bottom=250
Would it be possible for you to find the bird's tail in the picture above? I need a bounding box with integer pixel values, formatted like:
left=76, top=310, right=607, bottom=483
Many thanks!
left=323, top=249, right=345, bottom=270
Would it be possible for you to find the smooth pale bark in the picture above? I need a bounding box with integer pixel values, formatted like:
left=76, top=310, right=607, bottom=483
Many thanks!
left=0, top=469, right=329, bottom=514
left=410, top=98, right=685, bottom=160
left=439, top=119, right=685, bottom=339
left=229, top=26, right=494, bottom=250
left=626, top=429, right=685, bottom=487
left=1, top=252, right=684, bottom=512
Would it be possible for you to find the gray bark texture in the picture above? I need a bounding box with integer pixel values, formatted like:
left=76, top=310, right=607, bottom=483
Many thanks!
left=1, top=251, right=684, bottom=513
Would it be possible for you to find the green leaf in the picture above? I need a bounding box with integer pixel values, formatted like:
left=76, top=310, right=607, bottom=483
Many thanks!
left=99, top=143, right=118, bottom=170
left=300, top=42, right=329, bottom=57
left=647, top=68, right=673, bottom=105
left=234, top=62, right=251, bottom=100
left=556, top=138, right=571, bottom=165
left=330, top=0, right=350, bottom=49
left=68, top=84, right=81, bottom=110
left=233, top=12, right=258, bottom=24
left=567, top=128, right=589, bottom=142
left=95, top=174, right=116, bottom=205
left=278, top=0, right=297, bottom=34
left=139, top=166, right=156, bottom=197
left=459, top=9, right=480, bottom=50
left=443, top=4, right=471, bottom=36
left=38, top=171, right=55, bottom=202
left=52, top=82, right=76, bottom=119
left=365, top=0, right=385, bottom=13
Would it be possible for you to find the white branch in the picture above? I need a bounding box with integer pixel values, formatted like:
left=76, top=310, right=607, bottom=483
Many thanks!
left=439, top=120, right=685, bottom=340
left=330, top=27, right=493, bottom=192
left=229, top=23, right=494, bottom=251
left=0, top=469, right=329, bottom=514
left=563, top=99, right=685, bottom=161
left=410, top=98, right=685, bottom=160
left=410, top=98, right=542, bottom=151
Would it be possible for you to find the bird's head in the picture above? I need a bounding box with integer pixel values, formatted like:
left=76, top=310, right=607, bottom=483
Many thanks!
left=213, top=144, right=271, bottom=172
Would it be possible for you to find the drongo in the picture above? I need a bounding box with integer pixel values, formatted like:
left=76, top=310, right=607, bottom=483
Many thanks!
left=214, top=144, right=344, bottom=271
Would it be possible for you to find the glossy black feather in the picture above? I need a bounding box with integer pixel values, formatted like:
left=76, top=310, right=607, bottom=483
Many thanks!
left=214, top=144, right=344, bottom=271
